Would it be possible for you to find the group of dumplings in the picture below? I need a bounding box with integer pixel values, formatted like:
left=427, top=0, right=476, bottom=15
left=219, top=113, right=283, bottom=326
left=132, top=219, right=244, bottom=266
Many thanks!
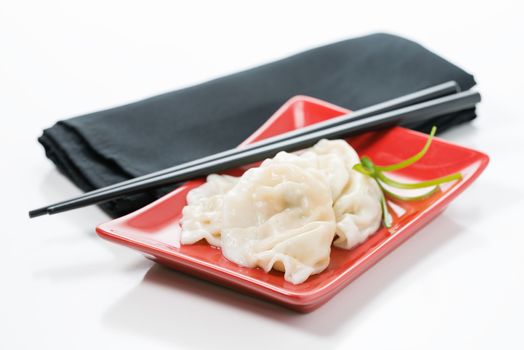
left=180, top=139, right=383, bottom=284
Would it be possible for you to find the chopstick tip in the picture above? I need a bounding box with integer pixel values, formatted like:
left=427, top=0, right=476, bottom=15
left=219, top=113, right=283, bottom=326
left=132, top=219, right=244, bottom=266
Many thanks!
left=28, top=207, right=48, bottom=219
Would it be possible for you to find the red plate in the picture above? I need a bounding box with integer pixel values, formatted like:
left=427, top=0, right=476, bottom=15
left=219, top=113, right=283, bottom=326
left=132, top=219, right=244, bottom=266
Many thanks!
left=96, top=95, right=489, bottom=312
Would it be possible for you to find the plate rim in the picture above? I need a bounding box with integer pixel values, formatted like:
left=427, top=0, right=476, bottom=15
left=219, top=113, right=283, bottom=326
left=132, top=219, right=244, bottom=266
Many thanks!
left=96, top=95, right=489, bottom=310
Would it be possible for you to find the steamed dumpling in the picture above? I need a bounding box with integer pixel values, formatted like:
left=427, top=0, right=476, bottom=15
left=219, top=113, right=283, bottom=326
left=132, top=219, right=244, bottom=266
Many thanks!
left=302, top=139, right=360, bottom=200
left=305, top=140, right=382, bottom=249
left=179, top=139, right=383, bottom=284
left=221, top=155, right=336, bottom=285
left=180, top=174, right=238, bottom=246
left=332, top=170, right=382, bottom=249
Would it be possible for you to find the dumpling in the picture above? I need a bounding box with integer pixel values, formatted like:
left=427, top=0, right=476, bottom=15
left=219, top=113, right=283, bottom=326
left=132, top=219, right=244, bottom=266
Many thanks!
left=180, top=174, right=238, bottom=246
left=220, top=155, right=336, bottom=285
left=179, top=139, right=383, bottom=284
left=304, top=139, right=382, bottom=249
left=301, top=139, right=360, bottom=200
left=332, top=169, right=382, bottom=249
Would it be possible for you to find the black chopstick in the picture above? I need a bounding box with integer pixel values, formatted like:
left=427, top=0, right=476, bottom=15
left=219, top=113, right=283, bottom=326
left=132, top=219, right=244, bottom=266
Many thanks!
left=29, top=82, right=458, bottom=217
left=49, top=82, right=461, bottom=205
left=29, top=89, right=480, bottom=218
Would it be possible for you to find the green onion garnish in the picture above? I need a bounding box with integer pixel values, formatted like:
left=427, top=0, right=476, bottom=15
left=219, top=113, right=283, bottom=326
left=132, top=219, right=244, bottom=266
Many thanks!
left=353, top=126, right=462, bottom=228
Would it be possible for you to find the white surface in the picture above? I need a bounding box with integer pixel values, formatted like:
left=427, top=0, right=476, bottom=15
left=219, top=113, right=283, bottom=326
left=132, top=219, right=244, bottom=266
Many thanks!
left=1, top=1, right=523, bottom=349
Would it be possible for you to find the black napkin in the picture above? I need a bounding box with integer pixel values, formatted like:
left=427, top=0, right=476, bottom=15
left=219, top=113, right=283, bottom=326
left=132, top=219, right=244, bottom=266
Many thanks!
left=39, top=33, right=476, bottom=218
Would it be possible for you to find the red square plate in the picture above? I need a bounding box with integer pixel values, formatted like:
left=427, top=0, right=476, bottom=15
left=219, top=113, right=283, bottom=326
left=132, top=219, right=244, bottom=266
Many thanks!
left=96, top=95, right=489, bottom=312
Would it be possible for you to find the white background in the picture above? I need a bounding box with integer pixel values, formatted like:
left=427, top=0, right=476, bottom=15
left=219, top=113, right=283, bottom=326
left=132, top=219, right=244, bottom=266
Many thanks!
left=1, top=1, right=523, bottom=349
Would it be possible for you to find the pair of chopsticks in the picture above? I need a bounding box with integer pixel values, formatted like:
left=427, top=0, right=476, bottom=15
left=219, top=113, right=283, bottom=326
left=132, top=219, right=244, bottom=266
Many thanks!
left=29, top=81, right=480, bottom=218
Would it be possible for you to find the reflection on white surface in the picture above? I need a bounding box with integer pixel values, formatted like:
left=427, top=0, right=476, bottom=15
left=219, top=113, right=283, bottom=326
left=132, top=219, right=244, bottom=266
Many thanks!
left=102, top=214, right=465, bottom=350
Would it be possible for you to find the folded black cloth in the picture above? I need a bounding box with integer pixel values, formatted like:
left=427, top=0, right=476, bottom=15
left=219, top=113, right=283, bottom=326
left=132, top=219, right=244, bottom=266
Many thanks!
left=39, top=33, right=476, bottom=218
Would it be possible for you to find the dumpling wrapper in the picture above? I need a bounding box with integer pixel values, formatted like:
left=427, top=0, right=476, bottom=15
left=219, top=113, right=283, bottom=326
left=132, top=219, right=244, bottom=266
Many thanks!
left=304, top=139, right=359, bottom=200
left=332, top=170, right=382, bottom=249
left=305, top=140, right=382, bottom=250
left=179, top=139, right=383, bottom=284
left=180, top=174, right=238, bottom=246
left=221, top=156, right=336, bottom=285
